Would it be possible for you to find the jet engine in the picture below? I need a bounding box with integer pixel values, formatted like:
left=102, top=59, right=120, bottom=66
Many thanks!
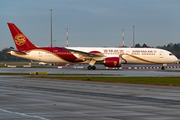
left=104, top=57, right=121, bottom=67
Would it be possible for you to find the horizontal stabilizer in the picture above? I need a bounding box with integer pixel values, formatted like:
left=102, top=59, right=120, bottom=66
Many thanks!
left=7, top=50, right=27, bottom=55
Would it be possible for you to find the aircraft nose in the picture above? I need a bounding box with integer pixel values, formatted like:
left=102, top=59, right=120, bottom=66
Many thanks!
left=171, top=55, right=178, bottom=63
left=167, top=55, right=178, bottom=63
left=174, top=56, right=178, bottom=63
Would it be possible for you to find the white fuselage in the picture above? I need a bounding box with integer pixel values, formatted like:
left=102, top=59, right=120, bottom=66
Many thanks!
left=10, top=47, right=178, bottom=65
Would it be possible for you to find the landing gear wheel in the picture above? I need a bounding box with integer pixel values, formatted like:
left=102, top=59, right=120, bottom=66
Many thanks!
left=161, top=66, right=165, bottom=70
left=92, top=66, right=96, bottom=70
left=87, top=66, right=96, bottom=70
left=87, top=66, right=92, bottom=70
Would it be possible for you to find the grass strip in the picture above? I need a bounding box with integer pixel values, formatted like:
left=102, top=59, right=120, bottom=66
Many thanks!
left=0, top=73, right=30, bottom=75
left=33, top=76, right=180, bottom=86
left=0, top=73, right=113, bottom=76
left=1, top=72, right=180, bottom=86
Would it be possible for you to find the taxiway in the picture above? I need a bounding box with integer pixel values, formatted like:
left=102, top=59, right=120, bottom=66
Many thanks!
left=0, top=67, right=180, bottom=77
left=1, top=75, right=180, bottom=119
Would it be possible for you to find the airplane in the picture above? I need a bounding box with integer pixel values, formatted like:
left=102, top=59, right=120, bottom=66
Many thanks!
left=7, top=23, right=178, bottom=70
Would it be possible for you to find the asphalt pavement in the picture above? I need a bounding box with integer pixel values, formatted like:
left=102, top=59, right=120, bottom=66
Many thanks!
left=0, top=75, right=180, bottom=119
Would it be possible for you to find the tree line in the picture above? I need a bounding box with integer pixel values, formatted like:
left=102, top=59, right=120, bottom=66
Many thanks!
left=135, top=43, right=180, bottom=58
left=0, top=47, right=30, bottom=62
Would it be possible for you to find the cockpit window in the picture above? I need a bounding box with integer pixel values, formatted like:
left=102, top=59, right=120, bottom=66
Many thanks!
left=169, top=53, right=173, bottom=56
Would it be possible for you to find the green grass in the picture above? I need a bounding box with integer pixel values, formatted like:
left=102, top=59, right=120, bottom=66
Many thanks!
left=0, top=72, right=113, bottom=76
left=1, top=72, right=180, bottom=86
left=0, top=73, right=30, bottom=75
left=32, top=76, right=180, bottom=86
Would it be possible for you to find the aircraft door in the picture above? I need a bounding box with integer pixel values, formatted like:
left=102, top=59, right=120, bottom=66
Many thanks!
left=39, top=51, right=43, bottom=61
left=159, top=51, right=164, bottom=58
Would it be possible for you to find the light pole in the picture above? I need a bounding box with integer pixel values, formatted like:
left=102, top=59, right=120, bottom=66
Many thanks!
left=50, top=9, right=53, bottom=47
left=65, top=27, right=70, bottom=47
left=133, top=26, right=135, bottom=48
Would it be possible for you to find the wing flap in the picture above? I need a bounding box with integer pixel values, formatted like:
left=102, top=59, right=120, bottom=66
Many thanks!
left=56, top=47, right=104, bottom=57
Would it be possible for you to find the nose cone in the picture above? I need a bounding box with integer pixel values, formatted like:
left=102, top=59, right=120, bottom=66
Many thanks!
left=168, top=55, right=178, bottom=63
left=174, top=56, right=178, bottom=63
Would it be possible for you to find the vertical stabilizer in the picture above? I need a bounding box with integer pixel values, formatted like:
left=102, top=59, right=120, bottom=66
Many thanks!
left=7, top=23, right=37, bottom=50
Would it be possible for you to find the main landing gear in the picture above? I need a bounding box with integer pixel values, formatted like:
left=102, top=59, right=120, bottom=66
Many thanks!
left=87, top=65, right=96, bottom=70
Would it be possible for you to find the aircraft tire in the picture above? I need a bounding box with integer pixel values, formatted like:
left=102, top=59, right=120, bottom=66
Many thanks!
left=92, top=66, right=96, bottom=70
left=87, top=66, right=92, bottom=70
left=161, top=66, right=165, bottom=70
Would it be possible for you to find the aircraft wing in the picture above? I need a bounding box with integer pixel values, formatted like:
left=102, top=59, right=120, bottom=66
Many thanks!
left=56, top=47, right=104, bottom=57
left=7, top=50, right=27, bottom=55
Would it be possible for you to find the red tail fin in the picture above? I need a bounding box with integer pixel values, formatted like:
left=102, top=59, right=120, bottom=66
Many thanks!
left=7, top=23, right=37, bottom=50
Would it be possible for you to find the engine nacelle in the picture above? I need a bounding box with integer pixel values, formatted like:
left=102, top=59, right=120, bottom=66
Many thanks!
left=104, top=57, right=121, bottom=67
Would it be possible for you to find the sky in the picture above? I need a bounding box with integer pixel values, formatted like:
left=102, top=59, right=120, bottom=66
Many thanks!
left=0, top=0, right=180, bottom=50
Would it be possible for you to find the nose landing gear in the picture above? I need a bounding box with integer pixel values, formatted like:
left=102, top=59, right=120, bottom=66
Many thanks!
left=161, top=66, right=165, bottom=70
left=161, top=64, right=167, bottom=70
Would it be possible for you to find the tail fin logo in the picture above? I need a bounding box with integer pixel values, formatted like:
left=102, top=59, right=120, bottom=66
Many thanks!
left=14, top=34, right=26, bottom=46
